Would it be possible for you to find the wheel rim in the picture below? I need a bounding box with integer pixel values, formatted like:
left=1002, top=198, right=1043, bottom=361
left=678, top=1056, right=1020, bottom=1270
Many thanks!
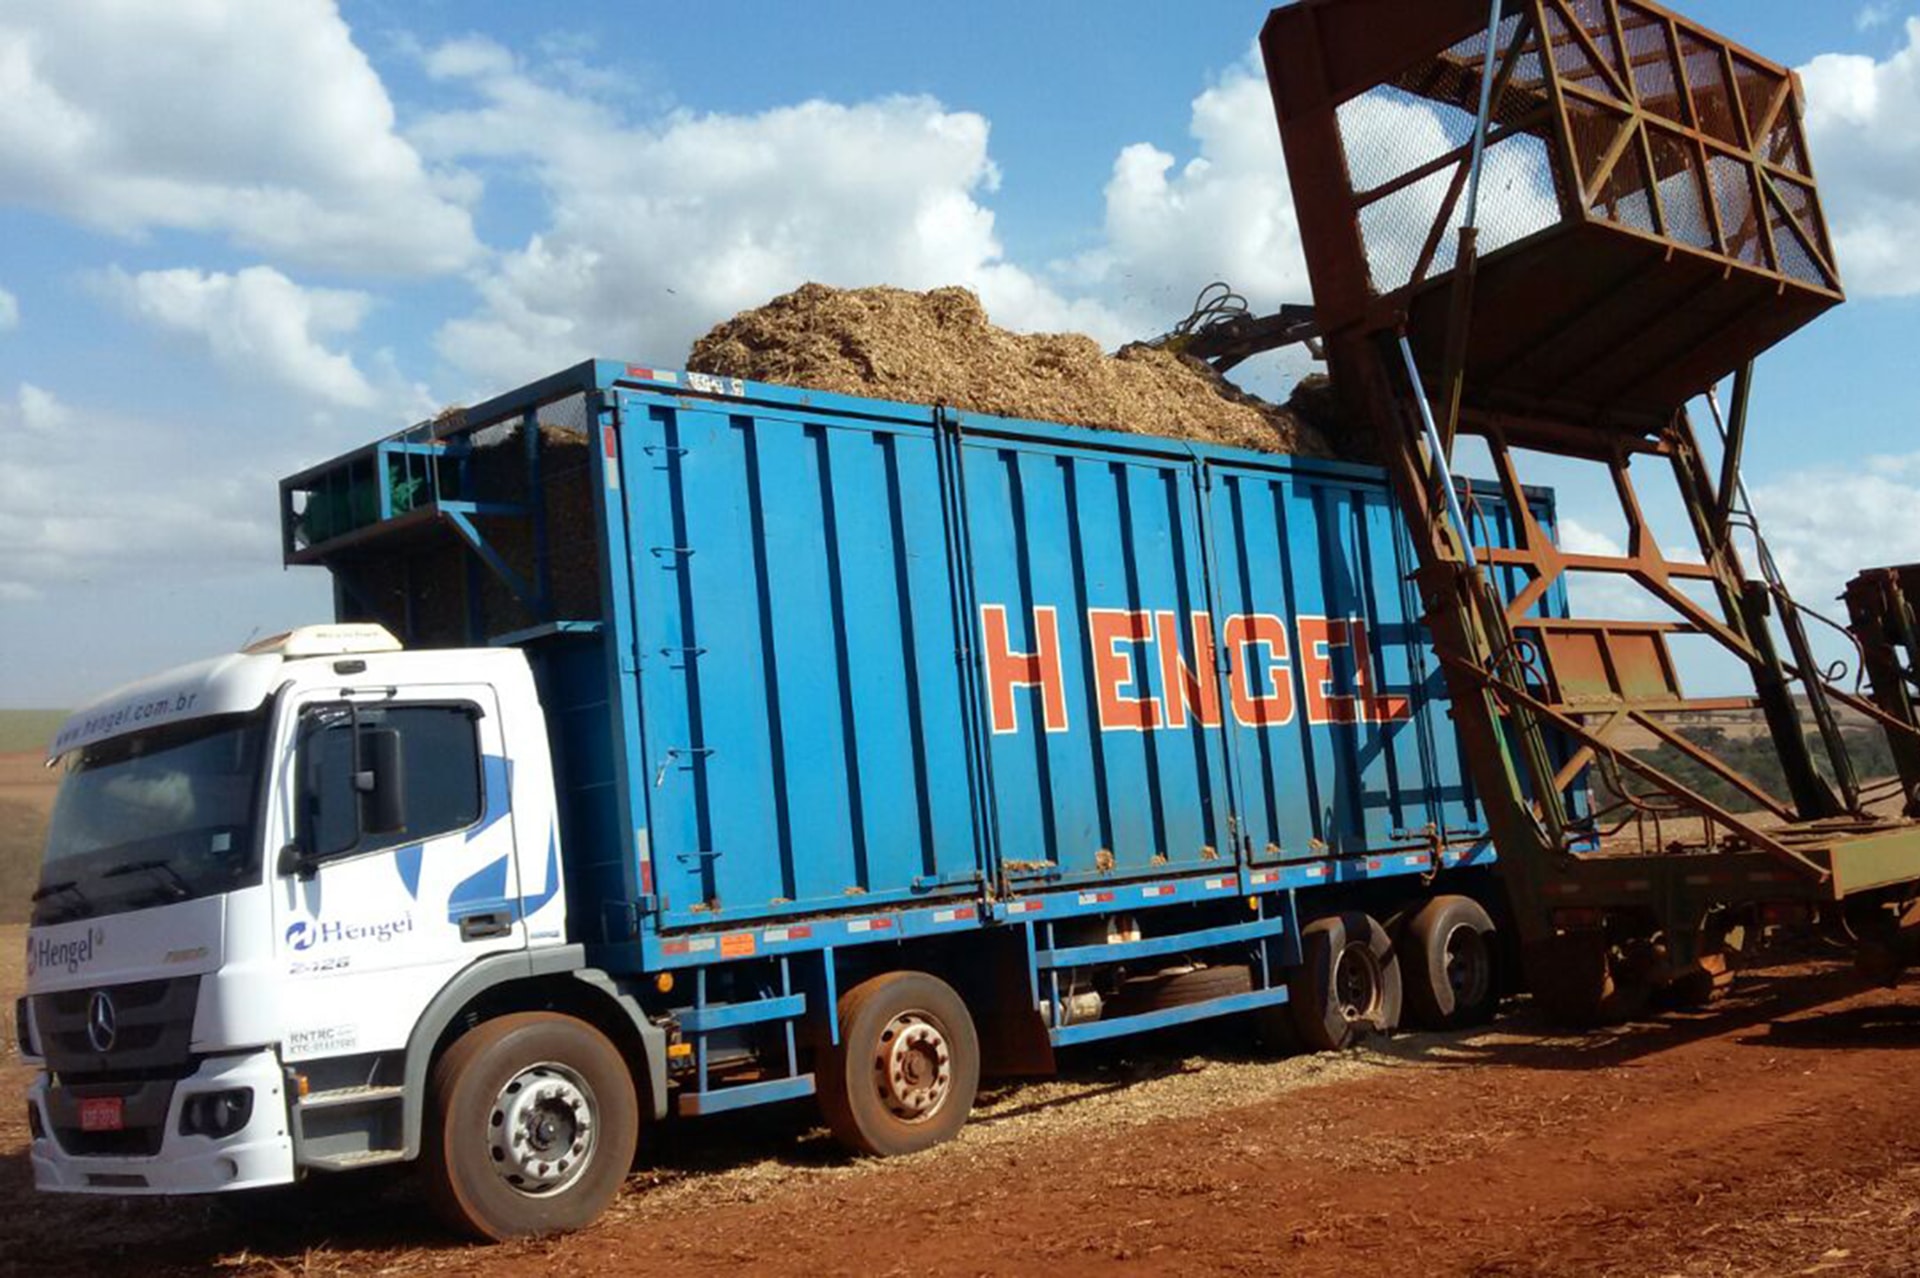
left=488, top=1061, right=598, bottom=1196
left=1333, top=942, right=1382, bottom=1023
left=1441, top=923, right=1492, bottom=1009
left=871, top=1011, right=952, bottom=1123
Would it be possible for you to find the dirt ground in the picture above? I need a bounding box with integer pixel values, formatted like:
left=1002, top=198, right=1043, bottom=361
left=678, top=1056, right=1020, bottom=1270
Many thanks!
left=4, top=924, right=1919, bottom=1278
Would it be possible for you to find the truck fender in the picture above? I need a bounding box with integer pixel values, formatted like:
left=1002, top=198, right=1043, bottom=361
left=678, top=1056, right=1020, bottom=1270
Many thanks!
left=399, top=947, right=669, bottom=1159
left=566, top=967, right=670, bottom=1122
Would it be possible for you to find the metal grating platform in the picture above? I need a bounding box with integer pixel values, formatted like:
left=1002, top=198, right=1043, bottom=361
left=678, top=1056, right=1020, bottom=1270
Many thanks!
left=1264, top=0, right=1841, bottom=430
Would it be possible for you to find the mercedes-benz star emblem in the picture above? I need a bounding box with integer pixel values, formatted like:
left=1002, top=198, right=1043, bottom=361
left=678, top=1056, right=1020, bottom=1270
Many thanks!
left=86, top=990, right=117, bottom=1054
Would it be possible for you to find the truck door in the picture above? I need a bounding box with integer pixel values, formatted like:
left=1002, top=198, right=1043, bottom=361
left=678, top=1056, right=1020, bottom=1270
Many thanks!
left=271, top=685, right=524, bottom=1061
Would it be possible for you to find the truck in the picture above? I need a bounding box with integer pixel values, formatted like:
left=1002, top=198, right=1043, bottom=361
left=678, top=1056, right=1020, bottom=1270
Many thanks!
left=20, top=0, right=1920, bottom=1243
left=20, top=363, right=1546, bottom=1236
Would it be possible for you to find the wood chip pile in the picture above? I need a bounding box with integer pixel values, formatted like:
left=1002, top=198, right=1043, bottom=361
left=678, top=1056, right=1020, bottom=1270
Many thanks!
left=689, top=284, right=1340, bottom=458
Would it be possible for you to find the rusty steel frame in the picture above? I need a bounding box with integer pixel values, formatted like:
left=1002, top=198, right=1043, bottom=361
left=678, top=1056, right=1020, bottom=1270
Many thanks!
left=1262, top=0, right=1920, bottom=969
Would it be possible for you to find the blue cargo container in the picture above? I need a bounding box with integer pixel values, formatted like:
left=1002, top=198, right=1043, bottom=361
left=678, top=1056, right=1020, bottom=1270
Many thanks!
left=282, top=358, right=1560, bottom=1195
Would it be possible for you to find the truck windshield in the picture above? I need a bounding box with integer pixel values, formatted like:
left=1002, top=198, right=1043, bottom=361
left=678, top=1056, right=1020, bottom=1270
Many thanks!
left=35, top=710, right=268, bottom=926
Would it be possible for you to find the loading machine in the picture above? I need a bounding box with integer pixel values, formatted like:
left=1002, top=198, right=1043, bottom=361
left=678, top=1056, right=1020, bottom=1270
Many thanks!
left=1250, top=0, right=1920, bottom=1016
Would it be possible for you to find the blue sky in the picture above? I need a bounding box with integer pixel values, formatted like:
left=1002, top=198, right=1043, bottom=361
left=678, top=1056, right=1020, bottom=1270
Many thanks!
left=2, top=1, right=1918, bottom=708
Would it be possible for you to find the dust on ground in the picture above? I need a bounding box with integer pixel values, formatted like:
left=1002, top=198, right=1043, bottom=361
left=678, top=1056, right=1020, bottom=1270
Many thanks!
left=7, top=929, right=1920, bottom=1277
left=688, top=283, right=1338, bottom=457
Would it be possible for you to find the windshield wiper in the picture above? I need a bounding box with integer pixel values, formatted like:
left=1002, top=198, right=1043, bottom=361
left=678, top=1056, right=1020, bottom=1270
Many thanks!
left=30, top=879, right=85, bottom=904
left=102, top=859, right=192, bottom=899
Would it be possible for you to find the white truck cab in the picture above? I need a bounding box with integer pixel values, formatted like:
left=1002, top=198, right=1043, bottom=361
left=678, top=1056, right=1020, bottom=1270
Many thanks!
left=20, top=624, right=592, bottom=1203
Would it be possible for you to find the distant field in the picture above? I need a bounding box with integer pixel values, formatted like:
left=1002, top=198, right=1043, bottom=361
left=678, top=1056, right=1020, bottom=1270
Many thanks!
left=0, top=713, right=61, bottom=924
left=0, top=709, right=64, bottom=754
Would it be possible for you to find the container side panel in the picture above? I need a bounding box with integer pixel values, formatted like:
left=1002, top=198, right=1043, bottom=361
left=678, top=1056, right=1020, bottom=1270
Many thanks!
left=824, top=429, right=968, bottom=892
left=963, top=440, right=1232, bottom=884
left=622, top=400, right=715, bottom=918
left=621, top=394, right=978, bottom=927
left=891, top=436, right=982, bottom=886
left=1207, top=466, right=1490, bottom=859
left=751, top=420, right=861, bottom=906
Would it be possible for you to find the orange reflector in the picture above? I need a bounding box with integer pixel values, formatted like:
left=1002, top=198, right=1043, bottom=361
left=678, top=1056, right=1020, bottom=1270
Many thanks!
left=655, top=972, right=674, bottom=994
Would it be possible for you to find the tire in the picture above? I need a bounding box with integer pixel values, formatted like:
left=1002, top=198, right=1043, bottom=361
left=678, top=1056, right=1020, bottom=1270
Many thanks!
left=1104, top=963, right=1252, bottom=1017
left=422, top=1012, right=639, bottom=1241
left=1400, top=895, right=1499, bottom=1029
left=819, top=971, right=980, bottom=1158
left=1287, top=913, right=1403, bottom=1052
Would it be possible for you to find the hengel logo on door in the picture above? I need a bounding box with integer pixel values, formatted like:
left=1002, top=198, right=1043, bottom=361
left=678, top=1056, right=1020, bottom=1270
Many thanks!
left=26, top=927, right=106, bottom=977
left=285, top=914, right=415, bottom=951
left=979, top=606, right=1412, bottom=736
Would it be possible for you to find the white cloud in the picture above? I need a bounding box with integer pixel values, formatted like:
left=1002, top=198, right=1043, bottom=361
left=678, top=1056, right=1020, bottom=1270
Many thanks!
left=15, top=382, right=69, bottom=434
left=0, top=284, right=17, bottom=332
left=1750, top=453, right=1920, bottom=606
left=414, top=41, right=1128, bottom=386
left=0, top=0, right=479, bottom=275
left=1559, top=517, right=1625, bottom=558
left=0, top=388, right=300, bottom=601
left=1858, top=4, right=1897, bottom=31
left=1063, top=59, right=1311, bottom=324
left=95, top=265, right=381, bottom=408
left=1800, top=20, right=1920, bottom=295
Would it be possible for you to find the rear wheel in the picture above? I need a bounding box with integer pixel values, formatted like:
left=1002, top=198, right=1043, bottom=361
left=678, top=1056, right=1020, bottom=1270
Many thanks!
left=1287, top=913, right=1402, bottom=1052
left=422, top=1012, right=639, bottom=1240
left=1400, top=895, right=1499, bottom=1029
left=820, top=971, right=980, bottom=1157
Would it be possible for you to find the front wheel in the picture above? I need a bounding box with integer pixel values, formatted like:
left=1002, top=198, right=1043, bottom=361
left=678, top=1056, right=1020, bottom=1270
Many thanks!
left=820, top=971, right=980, bottom=1157
left=422, top=1012, right=639, bottom=1240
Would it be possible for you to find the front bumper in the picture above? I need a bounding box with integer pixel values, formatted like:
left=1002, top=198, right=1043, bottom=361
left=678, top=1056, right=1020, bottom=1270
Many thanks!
left=29, top=1048, right=294, bottom=1194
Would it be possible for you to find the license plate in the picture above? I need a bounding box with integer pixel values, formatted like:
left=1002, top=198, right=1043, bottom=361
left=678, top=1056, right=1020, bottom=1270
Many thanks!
left=78, top=1096, right=124, bottom=1132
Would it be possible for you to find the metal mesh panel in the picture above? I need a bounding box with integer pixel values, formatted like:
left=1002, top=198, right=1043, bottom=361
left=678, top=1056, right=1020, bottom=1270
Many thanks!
left=1645, top=127, right=1715, bottom=250
left=1619, top=4, right=1685, bottom=124
left=1337, top=10, right=1565, bottom=296
left=1731, top=54, right=1785, bottom=140
left=1706, top=152, right=1766, bottom=267
left=1565, top=95, right=1630, bottom=194
left=528, top=393, right=599, bottom=626
left=1566, top=0, right=1630, bottom=90
left=1679, top=32, right=1741, bottom=146
left=450, top=391, right=603, bottom=638
left=1358, top=164, right=1467, bottom=290
left=1766, top=113, right=1809, bottom=176
left=1542, top=2, right=1614, bottom=98
left=1591, top=137, right=1657, bottom=233
left=1770, top=176, right=1830, bottom=267
left=1338, top=82, right=1476, bottom=196
left=1474, top=131, right=1563, bottom=254
left=1765, top=182, right=1829, bottom=288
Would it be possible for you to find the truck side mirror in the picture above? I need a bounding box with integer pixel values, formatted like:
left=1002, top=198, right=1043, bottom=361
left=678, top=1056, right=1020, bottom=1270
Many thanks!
left=357, top=727, right=409, bottom=837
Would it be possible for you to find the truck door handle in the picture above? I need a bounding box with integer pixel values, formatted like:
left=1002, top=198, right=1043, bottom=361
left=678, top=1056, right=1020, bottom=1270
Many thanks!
left=458, top=911, right=514, bottom=941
